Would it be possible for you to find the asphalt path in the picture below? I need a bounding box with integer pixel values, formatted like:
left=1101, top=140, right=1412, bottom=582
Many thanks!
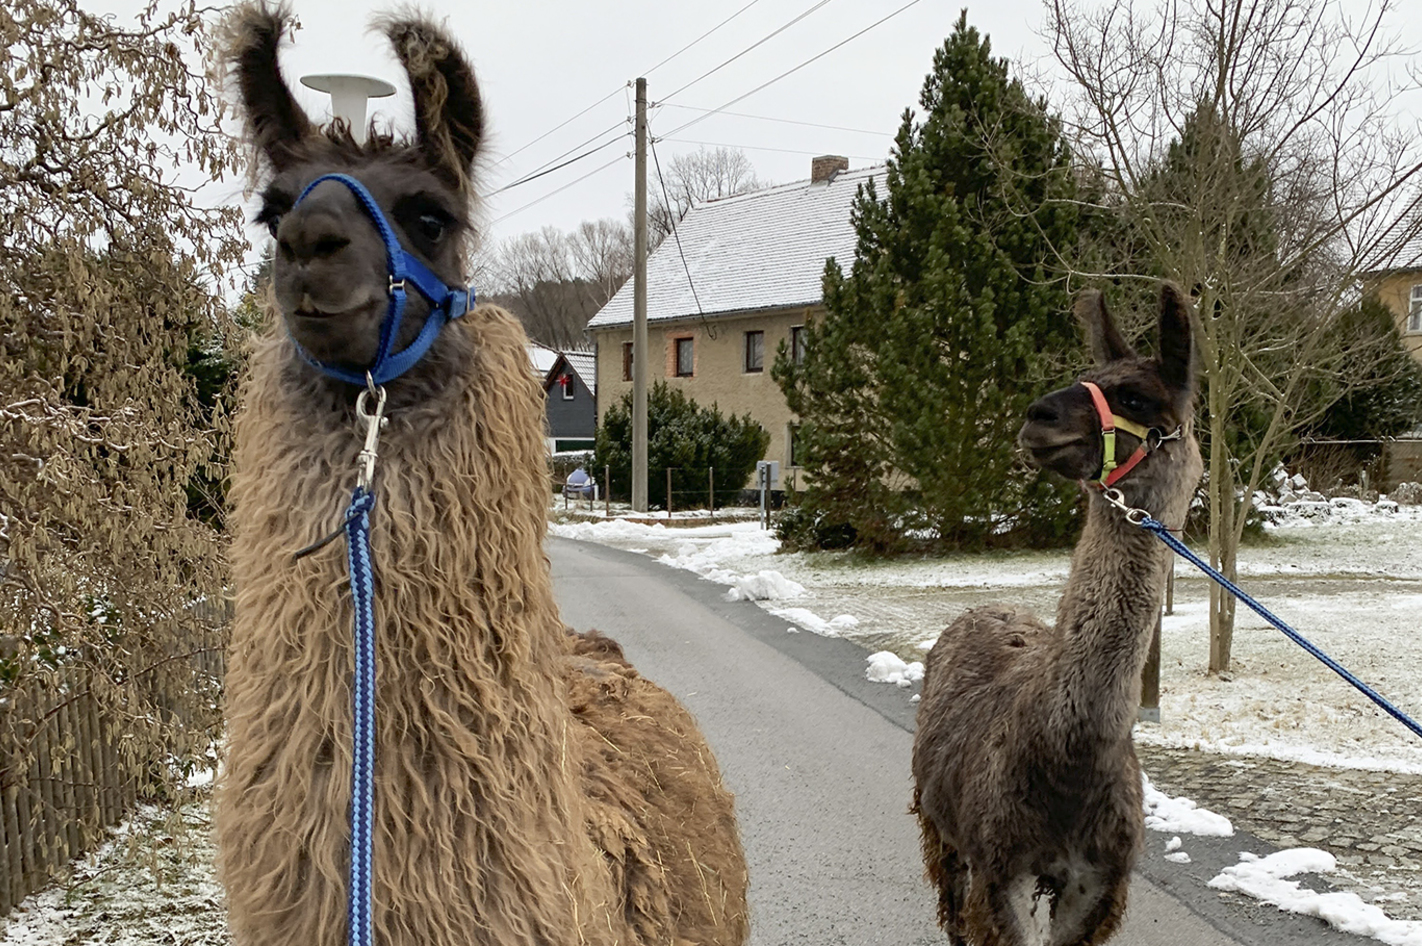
left=548, top=536, right=1360, bottom=946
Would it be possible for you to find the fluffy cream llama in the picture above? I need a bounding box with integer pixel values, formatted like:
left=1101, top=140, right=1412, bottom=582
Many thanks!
left=911, top=284, right=1203, bottom=946
left=215, top=6, right=749, bottom=944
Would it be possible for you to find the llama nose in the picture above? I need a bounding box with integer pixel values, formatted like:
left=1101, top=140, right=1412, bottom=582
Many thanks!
left=1025, top=397, right=1060, bottom=425
left=276, top=210, right=352, bottom=265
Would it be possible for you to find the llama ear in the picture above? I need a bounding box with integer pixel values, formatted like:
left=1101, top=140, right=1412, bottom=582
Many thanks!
left=380, top=16, right=485, bottom=195
left=1075, top=289, right=1136, bottom=365
left=1156, top=281, right=1196, bottom=392
left=224, top=2, right=313, bottom=171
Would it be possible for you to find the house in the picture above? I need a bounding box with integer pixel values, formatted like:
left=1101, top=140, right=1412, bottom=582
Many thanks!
left=585, top=156, right=885, bottom=488
left=527, top=342, right=597, bottom=453
left=543, top=350, right=596, bottom=453
left=1363, top=229, right=1422, bottom=366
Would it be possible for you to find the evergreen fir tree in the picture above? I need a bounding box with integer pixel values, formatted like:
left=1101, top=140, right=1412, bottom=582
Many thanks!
left=775, top=13, right=1082, bottom=550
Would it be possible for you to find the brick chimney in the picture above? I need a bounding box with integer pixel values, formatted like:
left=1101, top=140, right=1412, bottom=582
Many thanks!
left=810, top=155, right=849, bottom=183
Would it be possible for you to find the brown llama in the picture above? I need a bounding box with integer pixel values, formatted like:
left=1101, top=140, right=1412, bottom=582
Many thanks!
left=214, top=6, right=748, bottom=945
left=911, top=284, right=1202, bottom=946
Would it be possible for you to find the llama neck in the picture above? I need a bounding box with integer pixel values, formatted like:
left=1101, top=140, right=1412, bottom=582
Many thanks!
left=1050, top=489, right=1171, bottom=744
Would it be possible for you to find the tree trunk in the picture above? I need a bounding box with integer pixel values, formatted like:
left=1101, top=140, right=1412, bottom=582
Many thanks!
left=1207, top=354, right=1235, bottom=674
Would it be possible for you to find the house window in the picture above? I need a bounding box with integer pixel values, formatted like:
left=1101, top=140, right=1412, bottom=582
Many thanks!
left=560, top=373, right=575, bottom=400
left=622, top=342, right=634, bottom=382
left=675, top=337, right=694, bottom=377
left=789, top=424, right=804, bottom=467
left=790, top=325, right=807, bottom=364
left=1409, top=284, right=1422, bottom=334
left=744, top=330, right=764, bottom=373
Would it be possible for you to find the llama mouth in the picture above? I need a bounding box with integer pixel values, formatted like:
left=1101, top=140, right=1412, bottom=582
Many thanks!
left=293, top=304, right=344, bottom=321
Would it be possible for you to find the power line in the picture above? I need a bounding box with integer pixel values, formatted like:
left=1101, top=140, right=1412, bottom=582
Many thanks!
left=660, top=0, right=840, bottom=103
left=661, top=137, right=886, bottom=161
left=490, top=152, right=629, bottom=226
left=495, top=87, right=624, bottom=166
left=659, top=0, right=929, bottom=141
left=493, top=0, right=765, bottom=168
left=642, top=0, right=769, bottom=77
left=649, top=135, right=714, bottom=338
left=655, top=102, right=890, bottom=138
left=490, top=123, right=630, bottom=196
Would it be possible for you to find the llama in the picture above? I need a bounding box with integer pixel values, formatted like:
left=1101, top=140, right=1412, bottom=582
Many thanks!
left=910, top=283, right=1202, bottom=946
left=215, top=6, right=748, bottom=945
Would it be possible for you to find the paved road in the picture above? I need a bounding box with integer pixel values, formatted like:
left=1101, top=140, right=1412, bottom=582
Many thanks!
left=549, top=537, right=1364, bottom=946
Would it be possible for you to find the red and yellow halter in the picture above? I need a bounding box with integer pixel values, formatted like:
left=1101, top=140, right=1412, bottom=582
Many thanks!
left=1080, top=381, right=1155, bottom=488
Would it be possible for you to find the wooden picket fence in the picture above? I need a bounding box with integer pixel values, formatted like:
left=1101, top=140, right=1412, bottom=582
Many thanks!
left=0, top=617, right=226, bottom=917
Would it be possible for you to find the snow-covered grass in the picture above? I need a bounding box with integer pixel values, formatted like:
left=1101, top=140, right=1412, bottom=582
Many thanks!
left=0, top=800, right=228, bottom=945
left=548, top=501, right=1422, bottom=775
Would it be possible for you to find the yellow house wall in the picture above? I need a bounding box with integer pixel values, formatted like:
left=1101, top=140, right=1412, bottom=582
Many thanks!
left=1369, top=270, right=1422, bottom=365
left=593, top=307, right=816, bottom=488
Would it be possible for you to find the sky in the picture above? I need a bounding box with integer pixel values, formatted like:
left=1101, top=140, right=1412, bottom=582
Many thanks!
left=91, top=0, right=1052, bottom=256
left=84, top=0, right=1417, bottom=266
left=257, top=0, right=1055, bottom=246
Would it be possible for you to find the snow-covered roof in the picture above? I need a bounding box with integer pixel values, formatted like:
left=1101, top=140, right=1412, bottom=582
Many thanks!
left=562, top=351, right=596, bottom=395
left=587, top=165, right=886, bottom=330
left=527, top=342, right=559, bottom=375
left=1363, top=226, right=1422, bottom=275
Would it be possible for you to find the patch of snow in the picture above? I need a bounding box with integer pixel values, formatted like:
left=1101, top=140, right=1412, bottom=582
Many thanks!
left=1166, top=836, right=1183, bottom=852
left=726, top=570, right=805, bottom=601
left=865, top=651, right=924, bottom=688
left=1142, top=772, right=1234, bottom=837
left=1209, top=850, right=1422, bottom=946
left=768, top=607, right=840, bottom=637
left=1165, top=851, right=1192, bottom=864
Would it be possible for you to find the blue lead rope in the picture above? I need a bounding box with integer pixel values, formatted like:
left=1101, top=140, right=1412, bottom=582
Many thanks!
left=343, top=485, right=378, bottom=946
left=1138, top=514, right=1422, bottom=742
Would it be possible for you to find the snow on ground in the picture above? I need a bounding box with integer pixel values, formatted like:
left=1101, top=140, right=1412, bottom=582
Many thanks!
left=1143, top=772, right=1235, bottom=837
left=0, top=800, right=228, bottom=945
left=548, top=501, right=1422, bottom=775
left=1209, top=849, right=1422, bottom=946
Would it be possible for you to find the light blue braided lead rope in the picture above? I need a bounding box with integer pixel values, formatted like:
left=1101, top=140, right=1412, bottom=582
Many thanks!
left=343, top=484, right=378, bottom=946
left=1134, top=512, right=1422, bottom=742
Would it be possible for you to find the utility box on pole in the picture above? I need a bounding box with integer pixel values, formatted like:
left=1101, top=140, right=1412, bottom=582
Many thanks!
left=756, top=461, right=779, bottom=530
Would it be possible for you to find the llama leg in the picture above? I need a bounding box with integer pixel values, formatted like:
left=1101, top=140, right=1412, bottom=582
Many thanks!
left=915, top=807, right=969, bottom=941
left=1047, top=865, right=1129, bottom=946
left=980, top=875, right=1051, bottom=946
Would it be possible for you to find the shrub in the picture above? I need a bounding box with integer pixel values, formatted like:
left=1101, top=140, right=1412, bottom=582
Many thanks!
left=593, top=383, right=769, bottom=508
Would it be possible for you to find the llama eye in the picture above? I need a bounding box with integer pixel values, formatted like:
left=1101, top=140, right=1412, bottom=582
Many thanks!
left=416, top=213, right=447, bottom=242
left=1117, top=391, right=1147, bottom=413
left=265, top=215, right=282, bottom=238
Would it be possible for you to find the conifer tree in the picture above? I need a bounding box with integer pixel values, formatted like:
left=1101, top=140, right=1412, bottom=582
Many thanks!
left=775, top=13, right=1082, bottom=550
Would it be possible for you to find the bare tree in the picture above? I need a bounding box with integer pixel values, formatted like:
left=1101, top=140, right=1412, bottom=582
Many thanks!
left=483, top=220, right=632, bottom=350
left=1047, top=0, right=1422, bottom=671
left=1, top=0, right=244, bottom=796
left=570, top=218, right=633, bottom=307
left=648, top=145, right=761, bottom=246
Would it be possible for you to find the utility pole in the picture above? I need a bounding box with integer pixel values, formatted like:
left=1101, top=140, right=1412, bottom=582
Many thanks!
left=632, top=77, right=649, bottom=512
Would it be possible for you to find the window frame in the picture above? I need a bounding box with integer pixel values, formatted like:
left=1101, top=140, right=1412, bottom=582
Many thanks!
left=674, top=336, right=695, bottom=377
left=560, top=373, right=575, bottom=400
left=744, top=330, right=765, bottom=374
left=790, top=325, right=807, bottom=365
left=1409, top=283, right=1422, bottom=334
left=622, top=342, right=634, bottom=382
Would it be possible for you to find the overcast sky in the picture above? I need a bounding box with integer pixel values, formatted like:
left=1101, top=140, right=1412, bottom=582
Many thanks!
left=88, top=0, right=1417, bottom=267
left=259, top=0, right=1061, bottom=249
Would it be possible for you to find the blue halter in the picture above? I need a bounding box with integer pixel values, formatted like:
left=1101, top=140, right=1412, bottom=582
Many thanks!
left=290, top=173, right=473, bottom=386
